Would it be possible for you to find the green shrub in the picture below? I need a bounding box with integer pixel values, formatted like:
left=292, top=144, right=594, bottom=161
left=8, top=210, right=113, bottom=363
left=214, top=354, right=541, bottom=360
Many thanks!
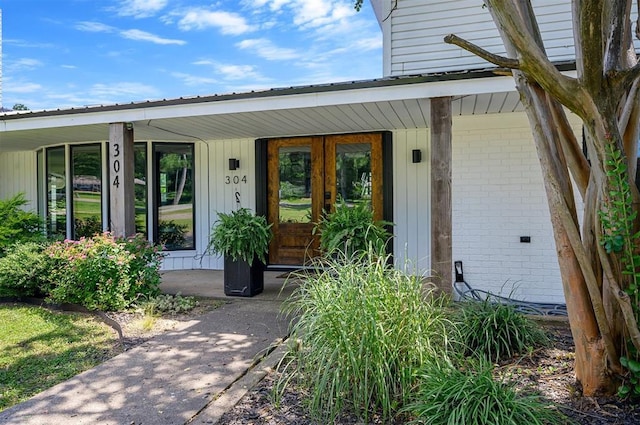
left=280, top=251, right=455, bottom=423
left=456, top=299, right=549, bottom=362
left=0, top=242, right=53, bottom=297
left=315, top=200, right=392, bottom=257
left=45, top=233, right=163, bottom=311
left=140, top=293, right=199, bottom=315
left=404, top=359, right=564, bottom=425
left=0, top=194, right=45, bottom=256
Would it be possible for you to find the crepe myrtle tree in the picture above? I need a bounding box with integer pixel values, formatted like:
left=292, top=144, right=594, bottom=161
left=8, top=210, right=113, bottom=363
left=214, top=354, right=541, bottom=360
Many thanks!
left=354, top=0, right=640, bottom=396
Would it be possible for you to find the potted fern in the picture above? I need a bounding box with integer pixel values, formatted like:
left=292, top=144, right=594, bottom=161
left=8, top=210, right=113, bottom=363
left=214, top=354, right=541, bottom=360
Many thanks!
left=207, top=208, right=272, bottom=297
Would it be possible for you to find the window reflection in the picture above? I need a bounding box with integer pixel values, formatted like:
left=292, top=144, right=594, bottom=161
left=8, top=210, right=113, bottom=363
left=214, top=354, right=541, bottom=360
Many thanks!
left=134, top=143, right=147, bottom=237
left=154, top=143, right=195, bottom=250
left=278, top=146, right=312, bottom=223
left=71, top=144, right=102, bottom=238
left=46, top=147, right=66, bottom=238
left=335, top=143, right=372, bottom=208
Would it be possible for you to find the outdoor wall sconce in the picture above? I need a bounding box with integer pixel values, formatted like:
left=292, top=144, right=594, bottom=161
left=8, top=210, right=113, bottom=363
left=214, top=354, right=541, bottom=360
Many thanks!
left=412, top=149, right=422, bottom=163
left=228, top=158, right=240, bottom=170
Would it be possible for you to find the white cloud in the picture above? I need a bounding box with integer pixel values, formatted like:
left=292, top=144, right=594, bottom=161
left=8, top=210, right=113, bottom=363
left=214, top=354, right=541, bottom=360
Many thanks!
left=121, top=29, right=186, bottom=45
left=90, top=82, right=160, bottom=100
left=176, top=8, right=255, bottom=35
left=171, top=72, right=219, bottom=86
left=193, top=60, right=267, bottom=82
left=7, top=58, right=44, bottom=71
left=5, top=82, right=43, bottom=94
left=75, top=21, right=116, bottom=33
left=292, top=0, right=356, bottom=28
left=115, top=0, right=168, bottom=18
left=236, top=38, right=299, bottom=60
left=61, top=64, right=78, bottom=69
left=75, top=21, right=186, bottom=45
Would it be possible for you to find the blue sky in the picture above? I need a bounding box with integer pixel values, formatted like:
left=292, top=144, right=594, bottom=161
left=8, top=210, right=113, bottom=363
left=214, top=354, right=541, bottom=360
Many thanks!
left=1, top=0, right=382, bottom=111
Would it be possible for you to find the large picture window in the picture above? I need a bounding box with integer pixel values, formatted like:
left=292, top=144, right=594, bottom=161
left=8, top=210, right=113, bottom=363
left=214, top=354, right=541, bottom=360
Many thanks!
left=40, top=141, right=195, bottom=250
left=71, top=144, right=103, bottom=238
left=153, top=143, right=195, bottom=250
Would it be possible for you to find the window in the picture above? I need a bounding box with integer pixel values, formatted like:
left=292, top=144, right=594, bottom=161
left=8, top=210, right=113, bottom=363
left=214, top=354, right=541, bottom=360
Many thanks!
left=71, top=144, right=102, bottom=238
left=153, top=143, right=195, bottom=250
left=134, top=143, right=148, bottom=237
left=46, top=147, right=67, bottom=238
left=40, top=141, right=195, bottom=249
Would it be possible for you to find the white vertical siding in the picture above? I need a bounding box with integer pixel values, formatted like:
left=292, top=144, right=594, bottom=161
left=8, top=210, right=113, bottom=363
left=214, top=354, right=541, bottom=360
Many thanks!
left=451, top=112, right=570, bottom=304
left=386, top=0, right=575, bottom=75
left=392, top=129, right=431, bottom=273
left=160, top=138, right=256, bottom=271
left=0, top=151, right=37, bottom=209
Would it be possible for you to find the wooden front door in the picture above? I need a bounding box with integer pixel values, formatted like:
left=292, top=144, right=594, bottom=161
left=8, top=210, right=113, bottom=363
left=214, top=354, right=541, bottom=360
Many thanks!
left=267, top=133, right=384, bottom=265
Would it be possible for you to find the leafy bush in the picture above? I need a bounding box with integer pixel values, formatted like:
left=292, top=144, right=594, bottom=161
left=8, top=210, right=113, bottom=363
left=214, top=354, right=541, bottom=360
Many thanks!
left=45, top=233, right=163, bottom=311
left=207, top=208, right=272, bottom=264
left=455, top=299, right=549, bottom=362
left=0, top=194, right=45, bottom=256
left=404, top=359, right=564, bottom=425
left=315, top=200, right=392, bottom=257
left=141, top=293, right=199, bottom=315
left=280, top=251, right=455, bottom=423
left=0, top=242, right=53, bottom=297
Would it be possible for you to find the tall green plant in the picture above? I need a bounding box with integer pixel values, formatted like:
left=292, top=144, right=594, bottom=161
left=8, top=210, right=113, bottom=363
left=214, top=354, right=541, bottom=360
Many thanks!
left=0, top=194, right=44, bottom=256
left=403, top=359, right=565, bottom=425
left=599, top=144, right=640, bottom=398
left=0, top=242, right=53, bottom=297
left=455, top=300, right=549, bottom=363
left=314, top=200, right=392, bottom=257
left=280, top=251, right=455, bottom=423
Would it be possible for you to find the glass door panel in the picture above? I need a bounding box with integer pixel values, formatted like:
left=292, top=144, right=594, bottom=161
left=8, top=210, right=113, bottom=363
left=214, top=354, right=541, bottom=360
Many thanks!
left=278, top=146, right=312, bottom=224
left=335, top=143, right=372, bottom=208
left=325, top=134, right=383, bottom=221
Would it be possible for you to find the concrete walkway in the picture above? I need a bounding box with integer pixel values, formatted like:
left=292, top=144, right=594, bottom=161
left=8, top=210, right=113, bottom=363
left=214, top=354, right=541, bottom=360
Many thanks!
left=0, top=271, right=296, bottom=425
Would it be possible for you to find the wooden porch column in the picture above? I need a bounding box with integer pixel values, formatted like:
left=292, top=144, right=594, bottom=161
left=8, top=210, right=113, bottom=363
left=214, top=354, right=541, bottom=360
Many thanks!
left=430, top=97, right=452, bottom=294
left=108, top=122, right=136, bottom=238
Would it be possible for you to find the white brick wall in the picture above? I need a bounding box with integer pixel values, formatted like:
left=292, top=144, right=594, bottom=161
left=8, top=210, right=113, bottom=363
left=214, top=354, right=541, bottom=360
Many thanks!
left=452, top=112, right=575, bottom=304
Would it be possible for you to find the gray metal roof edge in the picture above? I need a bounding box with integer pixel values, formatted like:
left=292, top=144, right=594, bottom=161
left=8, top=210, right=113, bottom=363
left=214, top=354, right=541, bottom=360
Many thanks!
left=0, top=61, right=576, bottom=121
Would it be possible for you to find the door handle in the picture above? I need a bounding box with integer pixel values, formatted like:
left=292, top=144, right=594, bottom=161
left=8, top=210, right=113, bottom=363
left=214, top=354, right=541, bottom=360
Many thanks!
left=324, top=191, right=331, bottom=199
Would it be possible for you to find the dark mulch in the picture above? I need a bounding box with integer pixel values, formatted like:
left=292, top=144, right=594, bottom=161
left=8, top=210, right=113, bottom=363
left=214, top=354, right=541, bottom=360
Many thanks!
left=217, top=320, right=640, bottom=425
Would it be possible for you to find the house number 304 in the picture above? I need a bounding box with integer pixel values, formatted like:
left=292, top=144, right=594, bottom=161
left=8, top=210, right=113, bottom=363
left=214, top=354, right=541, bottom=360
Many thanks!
left=112, top=143, right=121, bottom=188
left=225, top=175, right=247, bottom=184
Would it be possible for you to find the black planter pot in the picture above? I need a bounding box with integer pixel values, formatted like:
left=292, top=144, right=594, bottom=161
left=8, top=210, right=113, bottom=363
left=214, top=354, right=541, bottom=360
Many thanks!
left=223, top=256, right=264, bottom=297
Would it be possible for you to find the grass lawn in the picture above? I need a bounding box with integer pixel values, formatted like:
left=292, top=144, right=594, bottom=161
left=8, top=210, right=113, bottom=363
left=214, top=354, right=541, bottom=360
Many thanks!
left=0, top=304, right=119, bottom=411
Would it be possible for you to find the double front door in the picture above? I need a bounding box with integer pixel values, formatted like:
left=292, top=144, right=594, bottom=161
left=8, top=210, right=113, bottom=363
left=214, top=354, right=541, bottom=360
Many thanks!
left=267, top=133, right=384, bottom=265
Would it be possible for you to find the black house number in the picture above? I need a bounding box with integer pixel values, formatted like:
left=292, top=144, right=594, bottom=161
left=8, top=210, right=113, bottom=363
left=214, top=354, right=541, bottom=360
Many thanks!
left=112, top=143, right=121, bottom=188
left=225, top=175, right=247, bottom=184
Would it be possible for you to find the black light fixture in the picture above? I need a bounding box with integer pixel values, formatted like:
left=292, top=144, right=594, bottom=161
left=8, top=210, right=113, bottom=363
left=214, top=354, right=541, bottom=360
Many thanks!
left=228, top=158, right=240, bottom=170
left=412, top=149, right=422, bottom=163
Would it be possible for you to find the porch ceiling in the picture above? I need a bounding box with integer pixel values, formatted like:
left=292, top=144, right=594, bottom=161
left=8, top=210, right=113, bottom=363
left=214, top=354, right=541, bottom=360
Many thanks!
left=0, top=82, right=522, bottom=152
